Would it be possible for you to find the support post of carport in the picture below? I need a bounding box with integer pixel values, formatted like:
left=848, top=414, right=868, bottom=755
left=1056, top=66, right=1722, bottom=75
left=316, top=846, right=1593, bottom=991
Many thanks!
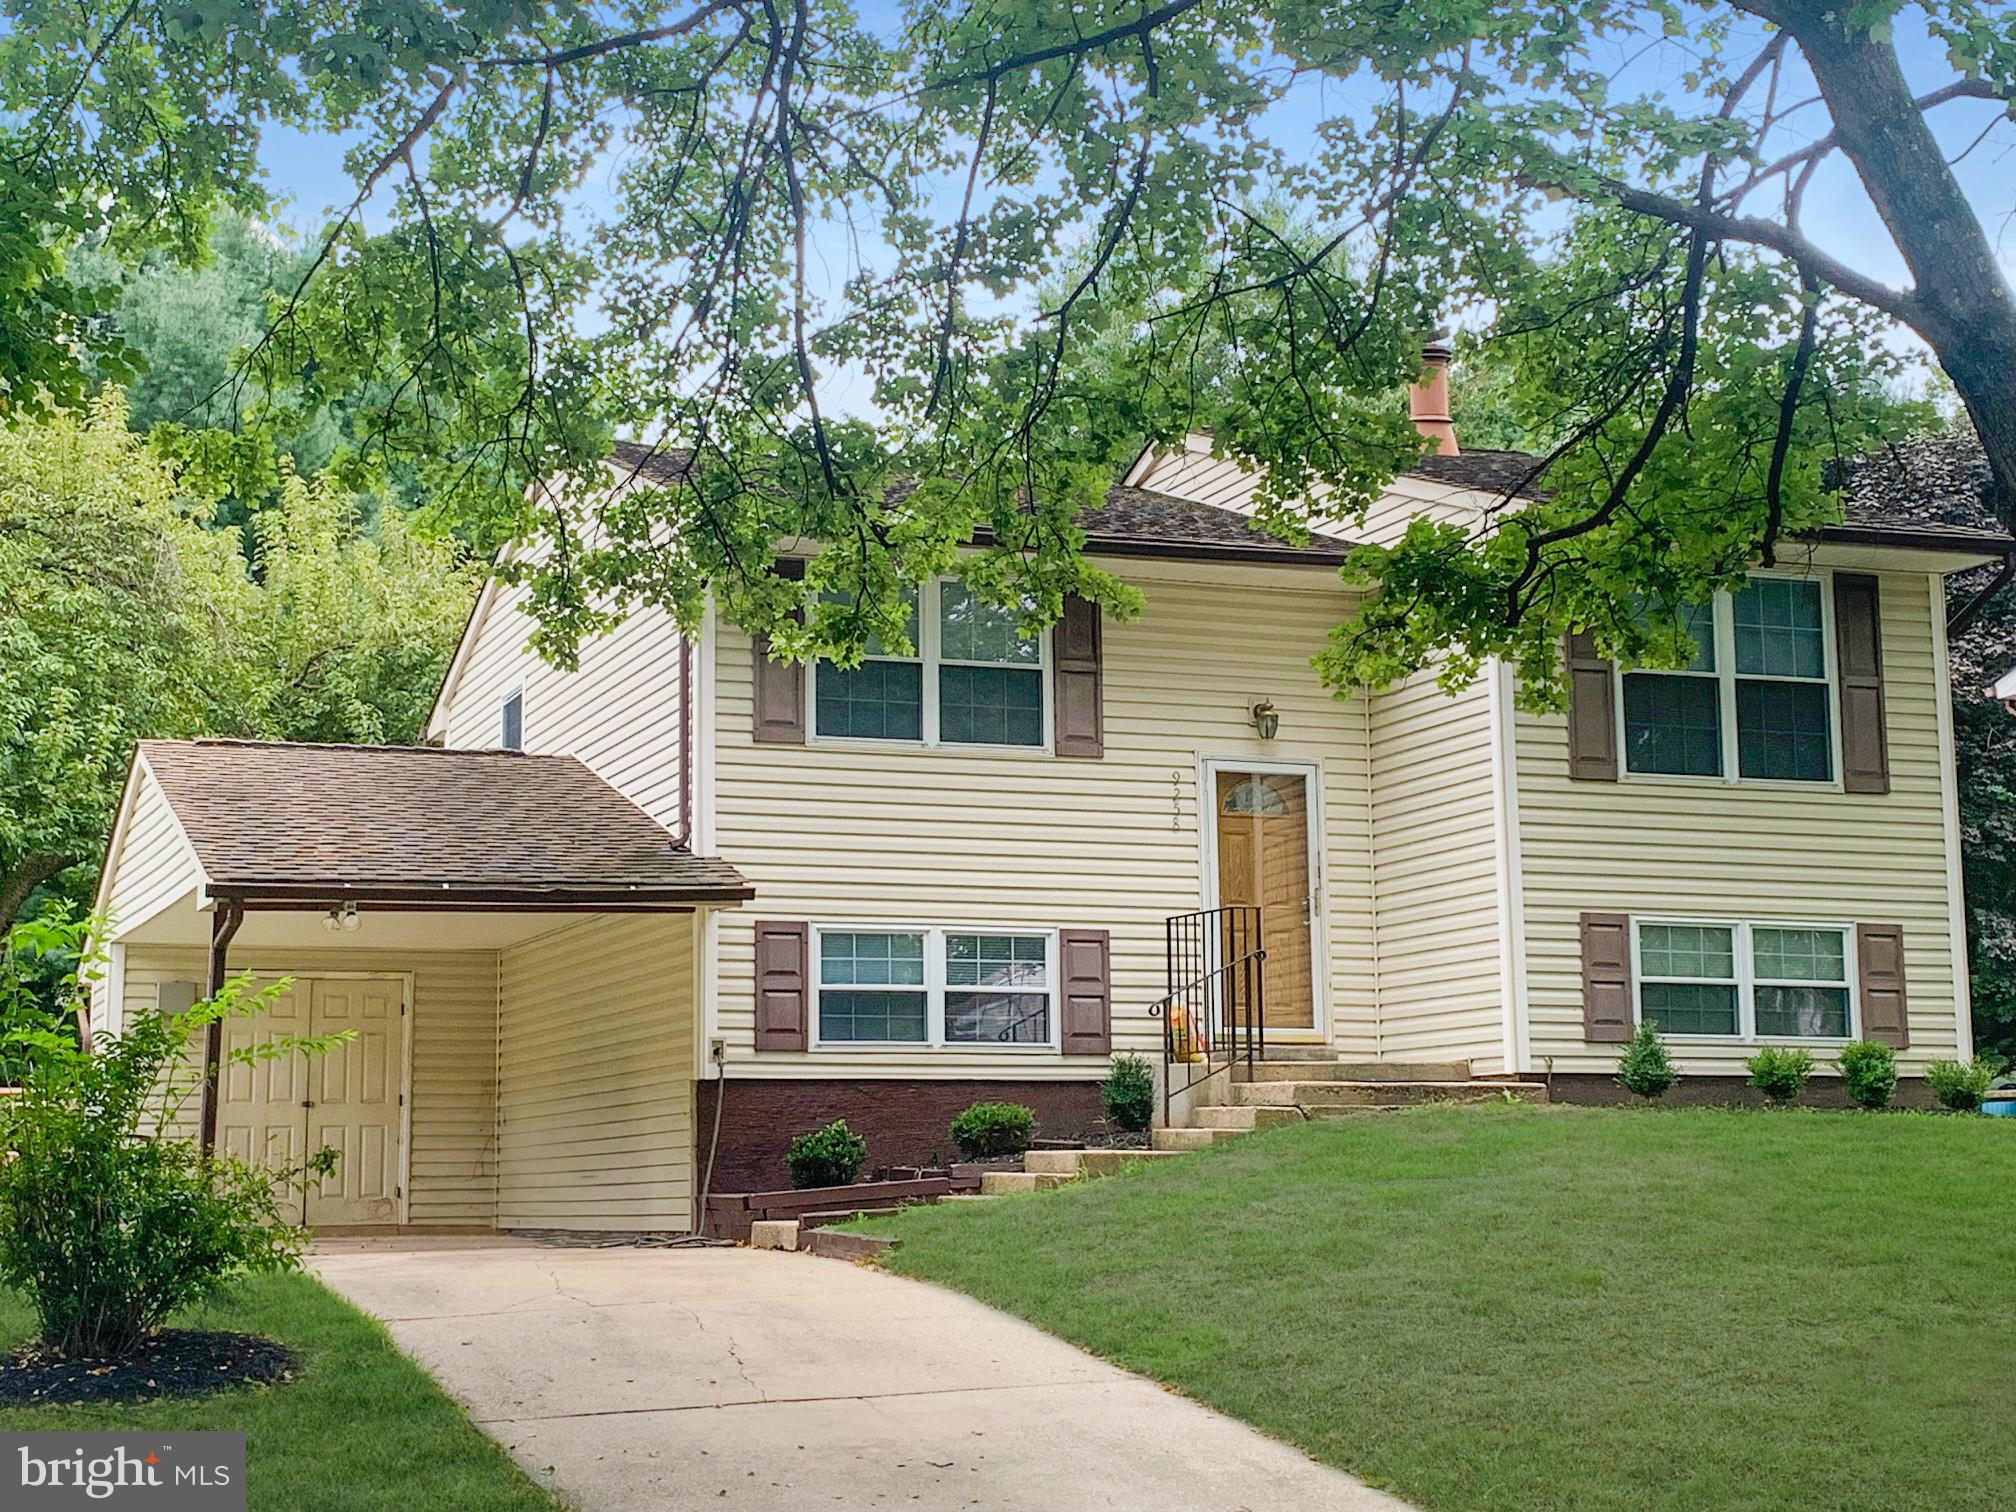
left=197, top=897, right=246, bottom=1159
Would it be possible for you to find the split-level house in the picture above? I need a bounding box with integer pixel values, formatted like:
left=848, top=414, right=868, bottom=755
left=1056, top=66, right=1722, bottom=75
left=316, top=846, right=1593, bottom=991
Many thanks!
left=88, top=361, right=2012, bottom=1233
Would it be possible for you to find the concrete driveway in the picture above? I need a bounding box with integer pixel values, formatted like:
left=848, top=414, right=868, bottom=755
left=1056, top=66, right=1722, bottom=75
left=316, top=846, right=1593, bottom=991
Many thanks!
left=310, top=1237, right=1405, bottom=1512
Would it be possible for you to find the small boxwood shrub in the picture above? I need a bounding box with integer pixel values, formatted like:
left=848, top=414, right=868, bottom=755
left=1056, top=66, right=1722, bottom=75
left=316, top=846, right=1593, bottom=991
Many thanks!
left=949, top=1101, right=1036, bottom=1159
left=1615, top=1022, right=1677, bottom=1101
left=1746, top=1046, right=1816, bottom=1104
left=1102, top=1053, right=1156, bottom=1132
left=785, top=1119, right=867, bottom=1188
left=1836, top=1040, right=1899, bottom=1109
left=1926, top=1055, right=2000, bottom=1112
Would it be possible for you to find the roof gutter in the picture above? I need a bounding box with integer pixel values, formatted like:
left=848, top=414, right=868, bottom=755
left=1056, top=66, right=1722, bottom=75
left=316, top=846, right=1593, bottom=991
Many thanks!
left=205, top=881, right=756, bottom=909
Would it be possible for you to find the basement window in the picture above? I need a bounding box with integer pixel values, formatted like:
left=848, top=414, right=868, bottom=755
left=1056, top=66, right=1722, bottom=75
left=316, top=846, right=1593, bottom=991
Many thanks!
left=1634, top=918, right=1854, bottom=1041
left=813, top=926, right=1056, bottom=1049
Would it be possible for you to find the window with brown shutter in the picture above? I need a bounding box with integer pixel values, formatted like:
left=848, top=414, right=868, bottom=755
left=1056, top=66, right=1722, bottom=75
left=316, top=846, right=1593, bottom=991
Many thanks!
left=1855, top=922, right=1909, bottom=1048
left=1052, top=594, right=1104, bottom=758
left=1565, top=632, right=1619, bottom=781
left=752, top=559, right=807, bottom=744
left=1833, top=574, right=1889, bottom=794
left=1058, top=928, right=1112, bottom=1055
left=753, top=920, right=809, bottom=1051
left=1579, top=912, right=1635, bottom=1041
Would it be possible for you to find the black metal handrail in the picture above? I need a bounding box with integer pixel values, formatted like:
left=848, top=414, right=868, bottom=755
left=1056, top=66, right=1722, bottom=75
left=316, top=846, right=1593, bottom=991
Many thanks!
left=1146, top=906, right=1266, bottom=1123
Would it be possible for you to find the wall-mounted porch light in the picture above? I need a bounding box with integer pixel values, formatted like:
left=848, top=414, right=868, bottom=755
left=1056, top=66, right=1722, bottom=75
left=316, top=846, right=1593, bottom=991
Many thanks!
left=1250, top=699, right=1280, bottom=740
left=321, top=901, right=361, bottom=933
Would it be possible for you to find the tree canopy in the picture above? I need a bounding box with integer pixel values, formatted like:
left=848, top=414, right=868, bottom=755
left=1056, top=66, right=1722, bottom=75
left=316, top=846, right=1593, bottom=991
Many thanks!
left=0, top=398, right=474, bottom=932
left=4, top=0, right=2009, bottom=695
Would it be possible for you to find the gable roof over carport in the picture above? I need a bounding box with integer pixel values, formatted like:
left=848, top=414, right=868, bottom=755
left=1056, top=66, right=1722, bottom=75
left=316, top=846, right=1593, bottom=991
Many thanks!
left=129, top=739, right=752, bottom=909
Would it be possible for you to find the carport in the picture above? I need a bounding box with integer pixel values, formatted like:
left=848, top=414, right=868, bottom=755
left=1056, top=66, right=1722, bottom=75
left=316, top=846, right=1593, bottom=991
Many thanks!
left=90, top=739, right=751, bottom=1231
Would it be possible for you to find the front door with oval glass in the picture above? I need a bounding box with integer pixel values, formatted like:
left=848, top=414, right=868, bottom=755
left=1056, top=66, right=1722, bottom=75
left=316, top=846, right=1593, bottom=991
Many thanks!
left=217, top=975, right=405, bottom=1226
left=1214, top=770, right=1318, bottom=1034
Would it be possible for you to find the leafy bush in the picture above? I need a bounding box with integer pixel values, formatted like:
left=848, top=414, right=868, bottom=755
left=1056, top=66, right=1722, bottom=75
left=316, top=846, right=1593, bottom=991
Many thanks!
left=1615, top=1022, right=1677, bottom=1101
left=1926, top=1055, right=2001, bottom=1112
left=785, top=1119, right=867, bottom=1188
left=1102, top=1053, right=1156, bottom=1132
left=1836, top=1041, right=1899, bottom=1109
left=949, top=1101, right=1036, bottom=1159
left=1745, top=1046, right=1816, bottom=1104
left=0, top=917, right=341, bottom=1358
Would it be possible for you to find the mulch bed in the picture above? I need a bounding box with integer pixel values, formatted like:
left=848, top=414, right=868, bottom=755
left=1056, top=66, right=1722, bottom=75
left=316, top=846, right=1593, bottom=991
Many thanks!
left=0, top=1330, right=296, bottom=1407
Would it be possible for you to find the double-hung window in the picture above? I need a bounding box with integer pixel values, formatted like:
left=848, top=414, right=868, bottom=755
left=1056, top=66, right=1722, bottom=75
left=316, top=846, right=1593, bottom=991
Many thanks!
left=814, top=926, right=1056, bottom=1048
left=812, top=580, right=1047, bottom=748
left=814, top=588, right=924, bottom=742
left=1621, top=575, right=1835, bottom=783
left=1635, top=918, right=1854, bottom=1041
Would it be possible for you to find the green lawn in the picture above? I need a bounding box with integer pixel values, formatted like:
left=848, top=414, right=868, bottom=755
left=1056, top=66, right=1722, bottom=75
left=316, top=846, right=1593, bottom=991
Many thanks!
left=0, top=1273, right=559, bottom=1512
left=857, top=1105, right=2014, bottom=1511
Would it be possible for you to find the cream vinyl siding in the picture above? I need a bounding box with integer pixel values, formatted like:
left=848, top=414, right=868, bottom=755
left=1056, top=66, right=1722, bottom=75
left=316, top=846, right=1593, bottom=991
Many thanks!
left=100, top=769, right=200, bottom=936
left=1129, top=439, right=1487, bottom=548
left=1367, top=667, right=1507, bottom=1072
left=709, top=562, right=1377, bottom=1074
left=431, top=573, right=690, bottom=836
left=1517, top=568, right=1964, bottom=1072
left=497, top=914, right=697, bottom=1230
left=113, top=946, right=500, bottom=1227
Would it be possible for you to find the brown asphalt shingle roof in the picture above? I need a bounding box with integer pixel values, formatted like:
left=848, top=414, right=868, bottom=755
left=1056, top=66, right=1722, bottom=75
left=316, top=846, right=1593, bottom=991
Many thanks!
left=606, top=441, right=1354, bottom=562
left=139, top=740, right=751, bottom=904
left=1826, top=433, right=2014, bottom=547
left=605, top=433, right=2014, bottom=558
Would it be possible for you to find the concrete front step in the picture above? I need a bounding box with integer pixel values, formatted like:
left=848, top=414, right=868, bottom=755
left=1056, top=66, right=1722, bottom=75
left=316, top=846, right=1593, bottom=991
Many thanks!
left=980, top=1169, right=1074, bottom=1195
left=1234, top=1059, right=1474, bottom=1083
left=1149, top=1126, right=1248, bottom=1151
left=1022, top=1147, right=1181, bottom=1178
left=1233, top=1079, right=1548, bottom=1109
left=1190, top=1103, right=1306, bottom=1131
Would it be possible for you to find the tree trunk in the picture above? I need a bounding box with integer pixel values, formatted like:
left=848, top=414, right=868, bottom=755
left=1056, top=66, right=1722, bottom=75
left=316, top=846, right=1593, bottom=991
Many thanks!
left=1775, top=1, right=2016, bottom=525
left=0, top=854, right=75, bottom=934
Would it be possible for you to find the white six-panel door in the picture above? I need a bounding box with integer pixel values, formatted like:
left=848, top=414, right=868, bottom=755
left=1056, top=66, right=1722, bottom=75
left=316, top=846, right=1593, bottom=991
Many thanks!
left=216, top=975, right=407, bottom=1226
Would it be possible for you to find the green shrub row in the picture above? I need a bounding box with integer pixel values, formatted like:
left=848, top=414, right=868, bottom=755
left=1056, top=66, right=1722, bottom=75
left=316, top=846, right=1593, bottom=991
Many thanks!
left=1617, top=1023, right=2008, bottom=1112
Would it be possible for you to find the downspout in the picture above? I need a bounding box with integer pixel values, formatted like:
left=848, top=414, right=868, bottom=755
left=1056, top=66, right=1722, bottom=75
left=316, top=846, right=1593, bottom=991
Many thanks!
left=197, top=897, right=246, bottom=1159
left=676, top=635, right=695, bottom=847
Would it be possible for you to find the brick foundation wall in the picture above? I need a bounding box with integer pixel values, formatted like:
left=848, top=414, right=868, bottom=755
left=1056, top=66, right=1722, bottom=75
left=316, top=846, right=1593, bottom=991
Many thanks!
left=1544, top=1073, right=1941, bottom=1110
left=694, top=1077, right=1108, bottom=1194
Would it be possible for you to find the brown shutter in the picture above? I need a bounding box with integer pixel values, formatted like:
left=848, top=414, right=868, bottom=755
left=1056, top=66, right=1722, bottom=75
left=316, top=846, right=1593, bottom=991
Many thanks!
left=1579, top=912, right=1634, bottom=1042
left=1856, top=922, right=1909, bottom=1048
left=1565, top=631, right=1619, bottom=781
left=754, top=920, right=810, bottom=1051
left=1058, top=928, right=1111, bottom=1055
left=1833, top=573, right=1889, bottom=794
left=752, top=558, right=807, bottom=744
left=1052, top=594, right=1104, bottom=758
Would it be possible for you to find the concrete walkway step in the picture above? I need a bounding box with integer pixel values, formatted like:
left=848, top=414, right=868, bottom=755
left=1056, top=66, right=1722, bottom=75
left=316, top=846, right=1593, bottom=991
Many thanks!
left=1235, top=1060, right=1475, bottom=1083
left=1022, top=1147, right=1181, bottom=1178
left=1191, top=1104, right=1306, bottom=1130
left=1234, top=1079, right=1547, bottom=1109
left=980, top=1169, right=1074, bottom=1195
left=1150, top=1126, right=1246, bottom=1151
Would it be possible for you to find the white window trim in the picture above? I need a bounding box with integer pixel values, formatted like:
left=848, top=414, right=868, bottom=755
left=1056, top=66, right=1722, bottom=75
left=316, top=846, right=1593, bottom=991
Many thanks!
left=1630, top=915, right=1860, bottom=1044
left=498, top=684, right=525, bottom=751
left=1616, top=568, right=1844, bottom=790
left=807, top=577, right=1054, bottom=755
left=809, top=923, right=1060, bottom=1052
